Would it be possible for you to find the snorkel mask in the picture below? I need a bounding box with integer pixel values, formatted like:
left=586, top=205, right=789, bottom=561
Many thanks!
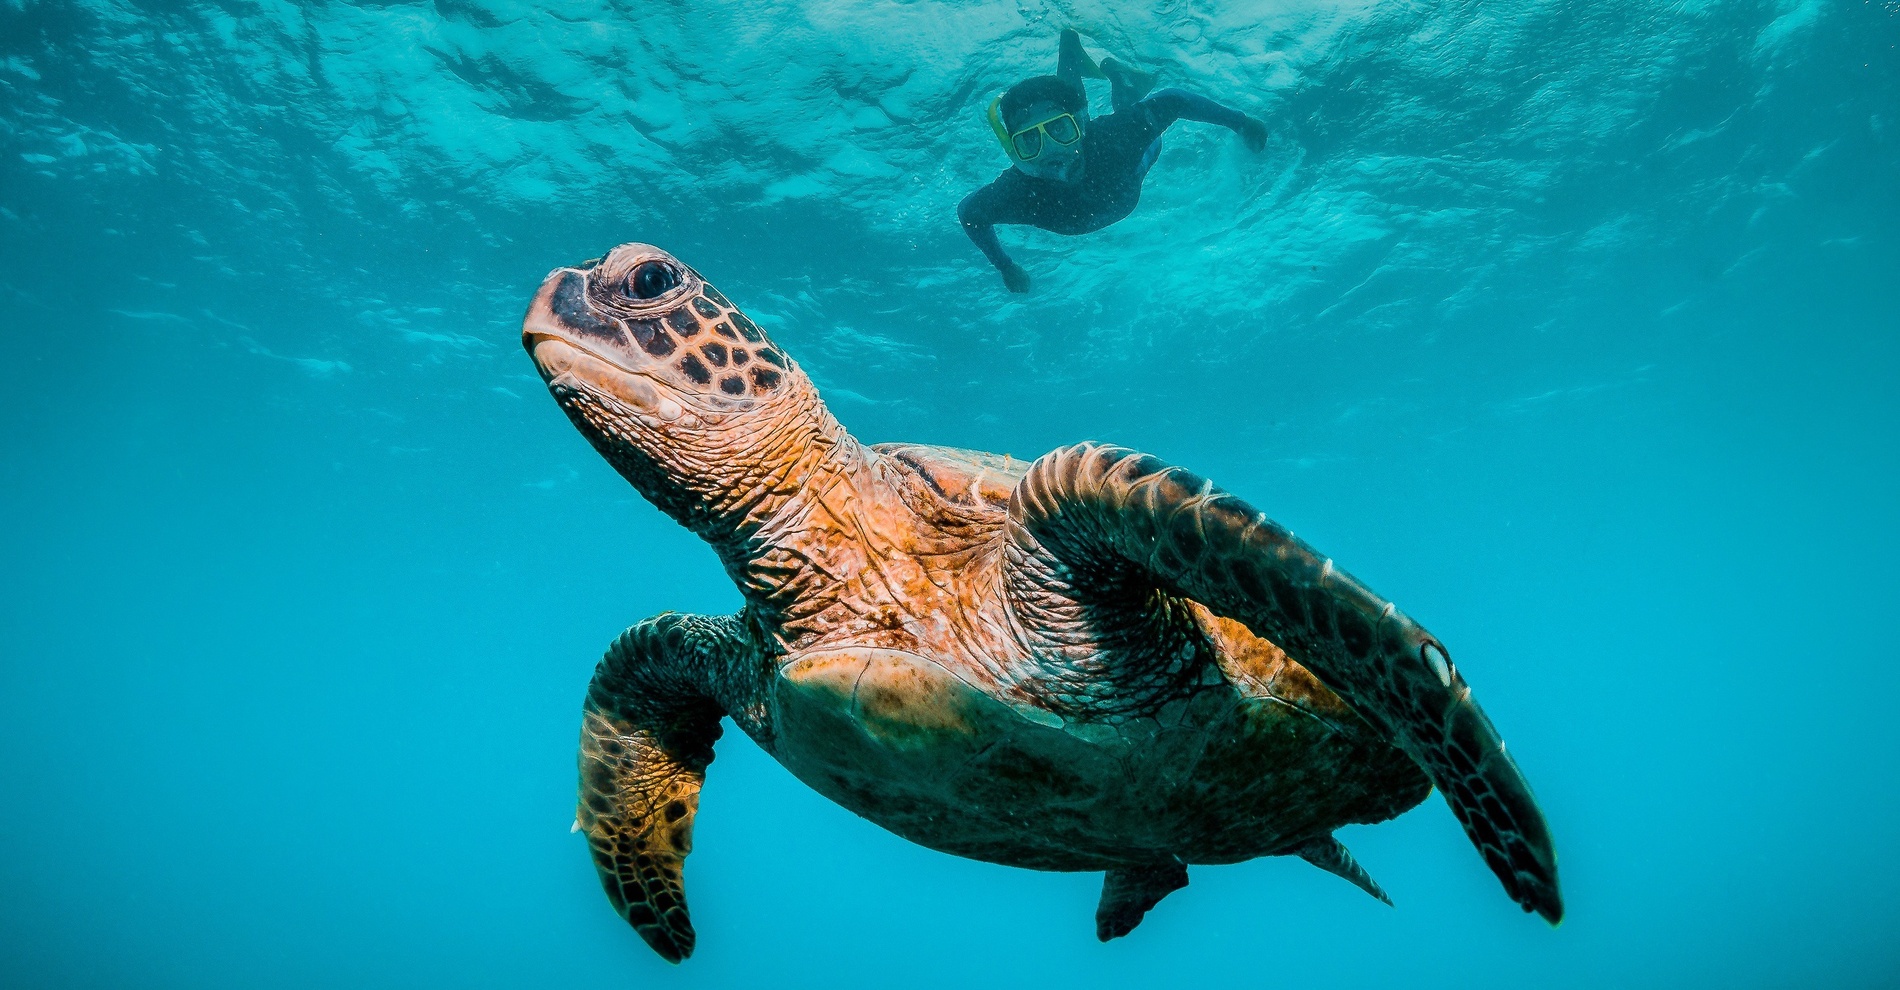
left=987, top=100, right=1083, bottom=162
left=987, top=76, right=1087, bottom=181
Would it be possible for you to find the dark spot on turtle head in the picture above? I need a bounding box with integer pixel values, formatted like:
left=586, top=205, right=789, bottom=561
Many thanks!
left=701, top=341, right=728, bottom=367
left=670, top=825, right=689, bottom=850
left=702, top=284, right=732, bottom=308
left=712, top=321, right=738, bottom=340
left=678, top=354, right=711, bottom=384
left=730, top=312, right=765, bottom=342
left=662, top=801, right=687, bottom=822
left=750, top=367, right=781, bottom=391
left=719, top=375, right=745, bottom=395
left=663, top=307, right=700, bottom=338
left=550, top=271, right=620, bottom=344
left=758, top=348, right=784, bottom=367
left=731, top=348, right=748, bottom=366
left=626, top=317, right=675, bottom=357
left=690, top=295, right=721, bottom=319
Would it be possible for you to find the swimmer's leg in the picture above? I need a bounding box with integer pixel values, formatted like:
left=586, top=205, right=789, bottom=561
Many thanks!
left=1102, top=58, right=1158, bottom=113
left=1058, top=28, right=1106, bottom=88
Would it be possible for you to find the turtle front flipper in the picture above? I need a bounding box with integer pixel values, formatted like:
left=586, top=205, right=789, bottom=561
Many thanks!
left=1005, top=443, right=1562, bottom=924
left=578, top=613, right=753, bottom=963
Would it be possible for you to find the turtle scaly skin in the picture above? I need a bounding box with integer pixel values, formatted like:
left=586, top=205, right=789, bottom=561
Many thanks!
left=523, top=243, right=1562, bottom=963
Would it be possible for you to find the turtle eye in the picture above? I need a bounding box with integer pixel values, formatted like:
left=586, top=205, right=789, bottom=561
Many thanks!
left=623, top=261, right=680, bottom=300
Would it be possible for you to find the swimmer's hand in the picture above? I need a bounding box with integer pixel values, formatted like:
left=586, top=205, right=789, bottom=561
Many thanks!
left=1001, top=263, right=1031, bottom=294
left=1239, top=117, right=1268, bottom=152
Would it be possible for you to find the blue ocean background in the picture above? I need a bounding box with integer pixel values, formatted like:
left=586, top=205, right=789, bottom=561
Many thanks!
left=2, top=1, right=1896, bottom=986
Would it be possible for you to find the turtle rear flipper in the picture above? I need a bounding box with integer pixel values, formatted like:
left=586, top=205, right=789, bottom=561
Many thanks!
left=1293, top=835, right=1392, bottom=906
left=1096, top=861, right=1188, bottom=941
left=577, top=613, right=751, bottom=963
left=1005, top=443, right=1562, bottom=924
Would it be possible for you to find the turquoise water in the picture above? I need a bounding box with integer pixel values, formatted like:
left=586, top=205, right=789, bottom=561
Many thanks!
left=3, top=1, right=1897, bottom=986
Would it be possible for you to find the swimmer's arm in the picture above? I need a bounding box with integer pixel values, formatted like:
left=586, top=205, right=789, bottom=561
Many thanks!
left=1141, top=88, right=1267, bottom=148
left=958, top=189, right=1028, bottom=287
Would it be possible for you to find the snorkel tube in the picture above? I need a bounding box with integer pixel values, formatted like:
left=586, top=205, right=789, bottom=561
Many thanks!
left=986, top=96, right=1015, bottom=156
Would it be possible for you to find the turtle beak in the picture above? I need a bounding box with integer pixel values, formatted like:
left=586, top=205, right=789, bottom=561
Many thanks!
left=522, top=266, right=633, bottom=383
left=522, top=269, right=571, bottom=360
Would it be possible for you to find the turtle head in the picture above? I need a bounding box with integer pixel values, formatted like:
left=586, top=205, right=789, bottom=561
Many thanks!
left=523, top=243, right=833, bottom=535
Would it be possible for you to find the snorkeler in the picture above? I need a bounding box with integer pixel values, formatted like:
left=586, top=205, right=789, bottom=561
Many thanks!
left=959, top=29, right=1269, bottom=292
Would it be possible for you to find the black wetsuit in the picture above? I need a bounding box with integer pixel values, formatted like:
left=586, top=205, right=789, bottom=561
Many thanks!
left=958, top=88, right=1255, bottom=276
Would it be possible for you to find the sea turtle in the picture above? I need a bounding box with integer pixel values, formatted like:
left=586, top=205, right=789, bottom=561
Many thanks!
left=521, top=243, right=1562, bottom=963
